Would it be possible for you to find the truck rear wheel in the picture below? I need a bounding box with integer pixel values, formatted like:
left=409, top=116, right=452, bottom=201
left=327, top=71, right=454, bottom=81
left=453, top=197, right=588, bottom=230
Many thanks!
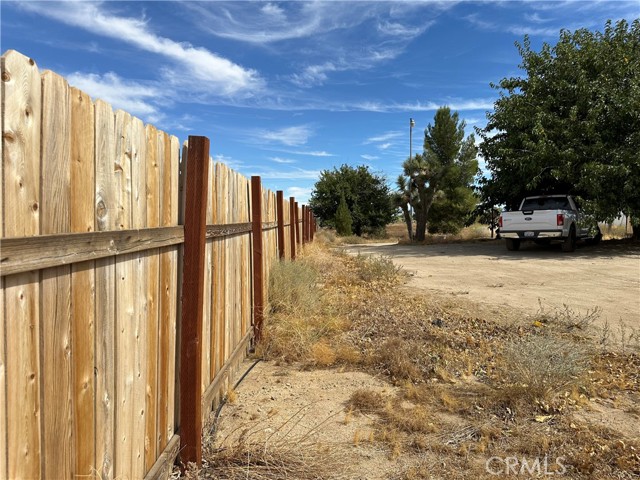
left=561, top=226, right=576, bottom=252
left=506, top=238, right=520, bottom=251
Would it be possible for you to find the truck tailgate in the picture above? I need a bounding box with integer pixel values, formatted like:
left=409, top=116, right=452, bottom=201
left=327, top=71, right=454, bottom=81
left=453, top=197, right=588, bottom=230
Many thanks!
left=502, top=210, right=560, bottom=231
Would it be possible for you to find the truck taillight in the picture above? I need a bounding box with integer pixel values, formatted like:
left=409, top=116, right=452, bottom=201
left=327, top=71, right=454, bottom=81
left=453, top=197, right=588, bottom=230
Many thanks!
left=498, top=216, right=503, bottom=228
left=557, top=214, right=564, bottom=226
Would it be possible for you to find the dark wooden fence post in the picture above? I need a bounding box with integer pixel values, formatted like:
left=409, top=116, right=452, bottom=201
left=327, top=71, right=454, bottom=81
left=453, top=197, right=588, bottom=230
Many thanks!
left=276, top=190, right=285, bottom=260
left=251, top=176, right=264, bottom=343
left=289, top=196, right=296, bottom=260
left=294, top=201, right=300, bottom=246
left=179, top=136, right=210, bottom=467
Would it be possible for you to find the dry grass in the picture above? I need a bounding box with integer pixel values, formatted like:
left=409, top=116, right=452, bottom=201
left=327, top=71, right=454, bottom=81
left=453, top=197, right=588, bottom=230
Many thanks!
left=251, top=241, right=640, bottom=479
left=201, top=410, right=354, bottom=480
left=386, top=222, right=494, bottom=244
left=492, top=335, right=588, bottom=410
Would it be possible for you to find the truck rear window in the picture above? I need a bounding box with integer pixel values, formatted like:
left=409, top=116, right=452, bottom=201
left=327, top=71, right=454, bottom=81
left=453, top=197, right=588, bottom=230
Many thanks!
left=521, top=197, right=571, bottom=211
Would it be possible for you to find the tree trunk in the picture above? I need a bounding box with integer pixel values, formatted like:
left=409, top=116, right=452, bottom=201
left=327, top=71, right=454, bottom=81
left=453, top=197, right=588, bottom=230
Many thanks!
left=632, top=220, right=639, bottom=241
left=401, top=205, right=413, bottom=241
left=413, top=190, right=435, bottom=242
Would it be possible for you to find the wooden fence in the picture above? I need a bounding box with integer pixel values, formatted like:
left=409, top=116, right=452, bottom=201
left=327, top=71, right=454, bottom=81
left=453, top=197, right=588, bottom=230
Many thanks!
left=0, top=50, right=316, bottom=479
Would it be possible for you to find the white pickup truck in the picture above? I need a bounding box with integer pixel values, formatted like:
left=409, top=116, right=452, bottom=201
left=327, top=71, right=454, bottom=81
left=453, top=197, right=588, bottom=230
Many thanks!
left=498, top=195, right=601, bottom=252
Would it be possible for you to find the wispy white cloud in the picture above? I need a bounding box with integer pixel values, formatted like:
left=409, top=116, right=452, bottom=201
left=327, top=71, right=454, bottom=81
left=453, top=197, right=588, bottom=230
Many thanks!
left=270, top=157, right=296, bottom=164
left=378, top=143, right=392, bottom=150
left=361, top=154, right=379, bottom=161
left=365, top=131, right=404, bottom=144
left=66, top=71, right=163, bottom=121
left=258, top=125, right=313, bottom=147
left=213, top=153, right=245, bottom=170
left=19, top=1, right=263, bottom=97
left=291, top=62, right=338, bottom=88
left=286, top=149, right=335, bottom=157
left=252, top=168, right=320, bottom=180
left=286, top=186, right=313, bottom=203
left=185, top=2, right=446, bottom=87
left=349, top=98, right=496, bottom=113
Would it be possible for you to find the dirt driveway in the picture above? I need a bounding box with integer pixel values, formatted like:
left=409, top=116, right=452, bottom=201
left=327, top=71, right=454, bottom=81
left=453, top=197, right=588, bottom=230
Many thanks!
left=345, top=239, right=639, bottom=331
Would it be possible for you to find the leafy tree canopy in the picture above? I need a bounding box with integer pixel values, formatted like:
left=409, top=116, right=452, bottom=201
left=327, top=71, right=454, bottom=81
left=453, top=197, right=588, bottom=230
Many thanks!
left=399, top=107, right=479, bottom=241
left=477, top=19, right=640, bottom=227
left=310, top=164, right=395, bottom=236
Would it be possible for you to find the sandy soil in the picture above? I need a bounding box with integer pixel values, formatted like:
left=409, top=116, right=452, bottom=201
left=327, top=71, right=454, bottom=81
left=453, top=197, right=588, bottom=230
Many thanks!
left=204, top=239, right=639, bottom=479
left=344, top=239, right=639, bottom=332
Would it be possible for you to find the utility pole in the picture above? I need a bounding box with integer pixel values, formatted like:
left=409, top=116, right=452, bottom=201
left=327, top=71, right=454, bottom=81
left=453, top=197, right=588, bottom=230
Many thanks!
left=409, top=117, right=415, bottom=241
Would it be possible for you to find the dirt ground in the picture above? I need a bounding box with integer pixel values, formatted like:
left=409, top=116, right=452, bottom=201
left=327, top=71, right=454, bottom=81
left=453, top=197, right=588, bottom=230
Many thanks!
left=345, top=239, right=639, bottom=333
left=203, top=238, right=639, bottom=480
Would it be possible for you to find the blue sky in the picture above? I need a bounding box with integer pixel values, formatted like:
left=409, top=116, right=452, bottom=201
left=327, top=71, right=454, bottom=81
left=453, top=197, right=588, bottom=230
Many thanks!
left=2, top=1, right=638, bottom=202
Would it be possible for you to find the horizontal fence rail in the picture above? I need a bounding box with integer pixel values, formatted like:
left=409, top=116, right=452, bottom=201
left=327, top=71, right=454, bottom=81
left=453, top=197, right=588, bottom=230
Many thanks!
left=0, top=49, right=317, bottom=479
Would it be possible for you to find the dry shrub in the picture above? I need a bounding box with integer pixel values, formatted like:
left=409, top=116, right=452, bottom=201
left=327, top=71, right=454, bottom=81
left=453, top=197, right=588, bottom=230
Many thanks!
left=534, top=300, right=601, bottom=331
left=347, top=389, right=384, bottom=414
left=310, top=341, right=337, bottom=366
left=314, top=228, right=337, bottom=244
left=383, top=403, right=437, bottom=434
left=257, top=314, right=348, bottom=363
left=203, top=417, right=353, bottom=480
left=351, top=253, right=403, bottom=284
left=376, top=338, right=422, bottom=383
left=494, top=335, right=587, bottom=407
left=268, top=259, right=319, bottom=316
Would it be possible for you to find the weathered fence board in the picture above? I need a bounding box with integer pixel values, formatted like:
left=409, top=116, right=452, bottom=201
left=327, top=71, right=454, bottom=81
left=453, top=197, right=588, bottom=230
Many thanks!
left=1, top=49, right=311, bottom=478
left=40, top=69, right=74, bottom=480
left=70, top=86, right=96, bottom=478
left=2, top=50, right=42, bottom=480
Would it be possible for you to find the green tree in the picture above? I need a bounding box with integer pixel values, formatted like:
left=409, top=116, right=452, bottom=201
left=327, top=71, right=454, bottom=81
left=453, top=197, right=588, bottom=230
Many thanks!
left=477, top=19, right=640, bottom=236
left=393, top=175, right=414, bottom=240
left=427, top=186, right=477, bottom=235
left=310, top=164, right=395, bottom=236
left=334, top=194, right=353, bottom=236
left=399, top=107, right=479, bottom=241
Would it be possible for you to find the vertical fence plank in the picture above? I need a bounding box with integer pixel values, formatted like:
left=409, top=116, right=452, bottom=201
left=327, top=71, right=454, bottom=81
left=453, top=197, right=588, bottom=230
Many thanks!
left=210, top=162, right=221, bottom=380
left=294, top=202, right=300, bottom=246
left=2, top=50, right=42, bottom=480
left=166, top=135, right=180, bottom=445
left=40, top=69, right=74, bottom=480
left=70, top=86, right=96, bottom=478
left=201, top=157, right=214, bottom=404
left=158, top=132, right=175, bottom=455
left=114, top=109, right=137, bottom=479
left=144, top=124, right=160, bottom=473
left=0, top=54, right=3, bottom=478
left=251, top=176, right=264, bottom=343
left=179, top=136, right=210, bottom=466
left=289, top=197, right=297, bottom=260
left=130, top=116, right=148, bottom=477
left=276, top=191, right=285, bottom=260
left=94, top=99, right=116, bottom=479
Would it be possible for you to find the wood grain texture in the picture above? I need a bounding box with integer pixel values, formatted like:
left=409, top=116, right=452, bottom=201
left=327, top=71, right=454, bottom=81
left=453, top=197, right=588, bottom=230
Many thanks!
left=69, top=87, right=96, bottom=477
left=166, top=136, right=180, bottom=445
left=115, top=109, right=137, bottom=479
left=144, top=124, right=160, bottom=473
left=40, top=69, right=74, bottom=480
left=94, top=99, right=116, bottom=479
left=1, top=226, right=184, bottom=276
left=143, top=434, right=180, bottom=480
left=130, top=116, right=148, bottom=476
left=179, top=136, right=210, bottom=466
left=157, top=132, right=174, bottom=455
left=251, top=177, right=264, bottom=343
left=2, top=50, right=42, bottom=480
left=289, top=197, right=296, bottom=260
